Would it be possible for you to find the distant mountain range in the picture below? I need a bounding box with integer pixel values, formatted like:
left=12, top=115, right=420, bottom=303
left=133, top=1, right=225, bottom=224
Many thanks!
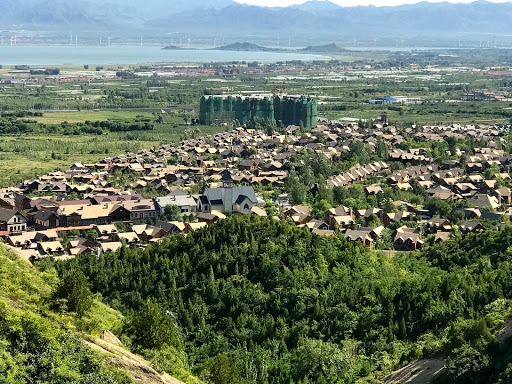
left=3, top=0, right=512, bottom=45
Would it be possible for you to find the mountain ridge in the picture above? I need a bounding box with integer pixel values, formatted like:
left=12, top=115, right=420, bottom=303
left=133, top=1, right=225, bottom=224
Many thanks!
left=2, top=0, right=512, bottom=44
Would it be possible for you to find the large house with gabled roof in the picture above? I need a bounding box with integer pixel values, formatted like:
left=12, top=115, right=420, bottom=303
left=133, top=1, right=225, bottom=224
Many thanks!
left=198, top=170, right=257, bottom=213
left=0, top=208, right=27, bottom=233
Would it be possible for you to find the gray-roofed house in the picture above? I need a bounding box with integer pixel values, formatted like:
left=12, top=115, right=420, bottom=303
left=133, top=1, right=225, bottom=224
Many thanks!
left=0, top=208, right=27, bottom=233
left=198, top=170, right=257, bottom=213
left=155, top=194, right=197, bottom=214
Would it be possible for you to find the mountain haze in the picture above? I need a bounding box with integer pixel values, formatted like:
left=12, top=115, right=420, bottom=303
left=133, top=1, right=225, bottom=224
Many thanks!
left=2, top=0, right=512, bottom=44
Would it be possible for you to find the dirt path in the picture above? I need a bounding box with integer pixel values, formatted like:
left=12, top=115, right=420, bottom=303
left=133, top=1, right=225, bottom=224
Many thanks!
left=382, top=358, right=446, bottom=384
left=383, top=317, right=512, bottom=384
left=85, top=335, right=184, bottom=384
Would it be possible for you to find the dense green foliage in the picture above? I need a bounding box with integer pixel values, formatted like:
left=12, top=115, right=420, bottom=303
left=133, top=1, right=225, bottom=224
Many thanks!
left=0, top=115, right=154, bottom=135
left=53, top=216, right=512, bottom=383
left=53, top=268, right=94, bottom=319
left=123, top=298, right=180, bottom=352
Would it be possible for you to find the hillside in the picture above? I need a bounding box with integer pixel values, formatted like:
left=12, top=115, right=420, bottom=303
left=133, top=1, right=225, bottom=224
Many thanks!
left=52, top=215, right=512, bottom=383
left=301, top=43, right=348, bottom=53
left=213, top=42, right=276, bottom=52
left=0, top=245, right=194, bottom=384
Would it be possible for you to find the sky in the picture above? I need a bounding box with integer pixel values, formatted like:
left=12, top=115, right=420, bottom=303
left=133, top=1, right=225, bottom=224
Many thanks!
left=235, top=0, right=511, bottom=7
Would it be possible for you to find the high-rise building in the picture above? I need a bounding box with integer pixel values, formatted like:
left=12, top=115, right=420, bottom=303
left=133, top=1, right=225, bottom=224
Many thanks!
left=199, top=94, right=318, bottom=128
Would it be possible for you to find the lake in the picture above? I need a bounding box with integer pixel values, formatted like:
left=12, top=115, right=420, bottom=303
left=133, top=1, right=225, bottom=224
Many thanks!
left=0, top=45, right=326, bottom=66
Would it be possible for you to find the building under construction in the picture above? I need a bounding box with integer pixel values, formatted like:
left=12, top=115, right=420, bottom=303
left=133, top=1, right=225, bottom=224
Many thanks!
left=199, top=94, right=318, bottom=129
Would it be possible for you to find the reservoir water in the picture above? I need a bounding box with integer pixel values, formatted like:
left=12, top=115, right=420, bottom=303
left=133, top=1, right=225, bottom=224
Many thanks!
left=0, top=45, right=326, bottom=66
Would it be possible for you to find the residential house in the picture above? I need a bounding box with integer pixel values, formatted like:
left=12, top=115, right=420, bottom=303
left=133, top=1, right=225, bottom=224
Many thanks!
left=100, top=242, right=123, bottom=253
left=116, top=232, right=141, bottom=245
left=345, top=229, right=374, bottom=247
left=185, top=222, right=207, bottom=232
left=481, top=211, right=503, bottom=221
left=155, top=194, right=197, bottom=215
left=394, top=226, right=423, bottom=251
left=324, top=206, right=355, bottom=230
left=196, top=211, right=226, bottom=226
left=198, top=171, right=257, bottom=213
left=68, top=238, right=95, bottom=256
left=300, top=219, right=330, bottom=231
left=494, top=187, right=512, bottom=205
left=95, top=224, right=118, bottom=237
left=58, top=203, right=130, bottom=226
left=425, top=218, right=452, bottom=234
left=154, top=220, right=186, bottom=234
left=459, top=221, right=486, bottom=234
left=31, top=209, right=60, bottom=229
left=434, top=231, right=451, bottom=243
left=121, top=199, right=159, bottom=221
left=382, top=211, right=416, bottom=227
left=0, top=208, right=27, bottom=233
left=38, top=241, right=65, bottom=256
left=0, top=197, right=14, bottom=210
left=469, top=194, right=500, bottom=210
left=365, top=185, right=383, bottom=196
left=285, top=205, right=312, bottom=218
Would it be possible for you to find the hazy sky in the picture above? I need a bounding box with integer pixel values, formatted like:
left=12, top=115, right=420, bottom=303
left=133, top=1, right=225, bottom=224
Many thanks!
left=235, top=0, right=511, bottom=7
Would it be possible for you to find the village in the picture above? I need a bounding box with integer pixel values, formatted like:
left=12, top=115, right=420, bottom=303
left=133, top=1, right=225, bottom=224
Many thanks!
left=0, top=115, right=511, bottom=261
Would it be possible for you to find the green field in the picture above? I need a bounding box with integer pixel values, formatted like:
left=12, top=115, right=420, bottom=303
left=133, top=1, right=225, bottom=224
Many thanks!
left=27, top=110, right=155, bottom=124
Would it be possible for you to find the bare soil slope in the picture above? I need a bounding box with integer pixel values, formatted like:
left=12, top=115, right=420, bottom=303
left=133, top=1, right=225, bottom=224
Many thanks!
left=85, top=335, right=184, bottom=384
left=382, top=358, right=446, bottom=384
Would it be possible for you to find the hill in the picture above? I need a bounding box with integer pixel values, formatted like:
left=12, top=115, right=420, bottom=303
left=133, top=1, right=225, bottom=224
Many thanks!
left=213, top=41, right=276, bottom=52
left=301, top=43, right=348, bottom=53
left=0, top=245, right=196, bottom=384
left=162, top=45, right=188, bottom=50
left=0, top=245, right=131, bottom=383
left=53, top=215, right=512, bottom=383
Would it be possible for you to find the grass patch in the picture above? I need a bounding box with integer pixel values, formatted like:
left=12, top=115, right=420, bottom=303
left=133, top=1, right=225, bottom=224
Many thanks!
left=28, top=111, right=154, bottom=124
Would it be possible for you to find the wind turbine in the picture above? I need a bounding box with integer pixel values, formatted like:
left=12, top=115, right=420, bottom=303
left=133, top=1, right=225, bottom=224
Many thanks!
left=70, top=32, right=73, bottom=46
left=140, top=36, right=143, bottom=47
left=108, top=36, right=112, bottom=47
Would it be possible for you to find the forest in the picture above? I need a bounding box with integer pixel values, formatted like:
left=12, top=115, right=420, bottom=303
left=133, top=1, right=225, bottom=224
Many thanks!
left=44, top=215, right=512, bottom=384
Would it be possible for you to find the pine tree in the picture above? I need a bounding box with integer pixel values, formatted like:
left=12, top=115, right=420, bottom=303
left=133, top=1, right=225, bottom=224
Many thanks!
left=398, top=316, right=407, bottom=340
